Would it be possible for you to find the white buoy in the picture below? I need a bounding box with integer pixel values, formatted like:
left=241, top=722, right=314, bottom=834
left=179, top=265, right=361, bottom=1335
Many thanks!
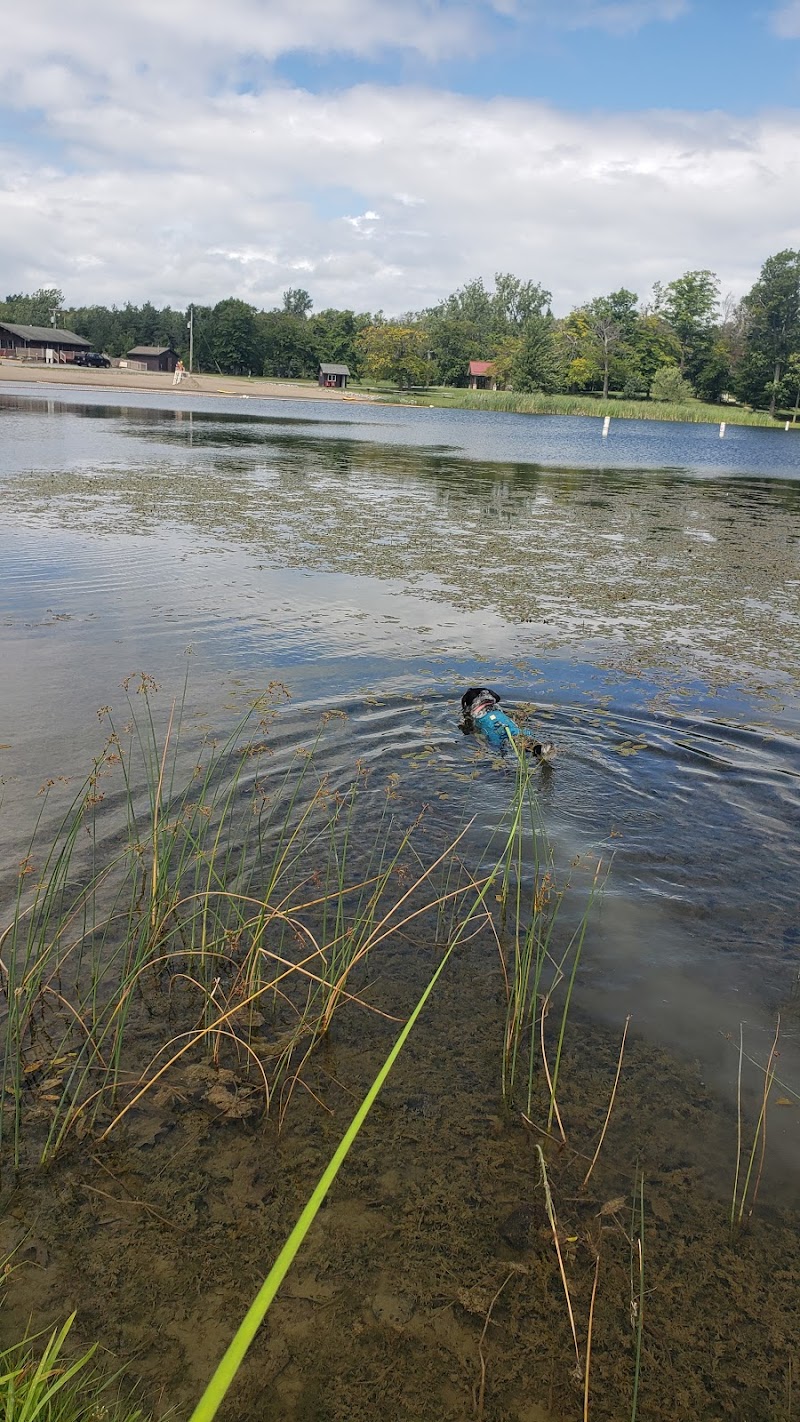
left=719, top=421, right=726, bottom=438
left=602, top=415, right=611, bottom=438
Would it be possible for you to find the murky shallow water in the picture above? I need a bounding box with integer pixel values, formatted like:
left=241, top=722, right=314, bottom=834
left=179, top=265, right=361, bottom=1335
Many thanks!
left=1, top=385, right=799, bottom=1420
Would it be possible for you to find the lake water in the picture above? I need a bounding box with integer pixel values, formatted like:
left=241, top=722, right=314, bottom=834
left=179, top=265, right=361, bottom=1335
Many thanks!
left=1, top=383, right=800, bottom=1422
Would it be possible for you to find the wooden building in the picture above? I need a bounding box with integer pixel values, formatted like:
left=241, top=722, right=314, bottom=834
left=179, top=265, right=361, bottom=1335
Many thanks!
left=318, top=363, right=350, bottom=389
left=123, top=346, right=179, bottom=373
left=0, top=323, right=91, bottom=361
left=468, top=360, right=497, bottom=391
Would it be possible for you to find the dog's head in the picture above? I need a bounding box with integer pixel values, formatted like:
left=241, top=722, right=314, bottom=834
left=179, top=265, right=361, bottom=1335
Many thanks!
left=461, top=687, right=501, bottom=717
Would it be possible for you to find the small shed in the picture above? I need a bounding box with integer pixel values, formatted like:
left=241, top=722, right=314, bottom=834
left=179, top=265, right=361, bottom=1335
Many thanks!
left=468, top=360, right=497, bottom=391
left=318, top=363, right=350, bottom=390
left=0, top=323, right=91, bottom=362
left=124, top=346, right=179, bottom=373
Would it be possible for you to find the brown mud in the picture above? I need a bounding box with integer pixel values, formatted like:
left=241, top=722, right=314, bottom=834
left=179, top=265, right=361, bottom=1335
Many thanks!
left=2, top=943, right=798, bottom=1422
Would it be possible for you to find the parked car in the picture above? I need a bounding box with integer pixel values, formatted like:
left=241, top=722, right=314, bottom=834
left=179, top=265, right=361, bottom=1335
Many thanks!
left=73, top=352, right=111, bottom=367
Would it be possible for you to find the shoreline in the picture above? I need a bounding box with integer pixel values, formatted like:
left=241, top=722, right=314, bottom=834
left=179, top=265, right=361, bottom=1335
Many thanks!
left=2, top=360, right=796, bottom=429
left=0, top=361, right=377, bottom=403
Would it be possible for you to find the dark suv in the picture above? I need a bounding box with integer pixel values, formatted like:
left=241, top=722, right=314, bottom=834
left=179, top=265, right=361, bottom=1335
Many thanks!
left=73, top=352, right=111, bottom=368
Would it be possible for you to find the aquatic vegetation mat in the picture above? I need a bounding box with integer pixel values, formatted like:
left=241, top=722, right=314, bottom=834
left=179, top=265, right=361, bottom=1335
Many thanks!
left=1, top=422, right=799, bottom=700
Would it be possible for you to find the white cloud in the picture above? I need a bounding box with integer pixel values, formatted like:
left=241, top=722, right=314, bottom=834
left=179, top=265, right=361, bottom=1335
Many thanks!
left=770, top=1, right=800, bottom=36
left=495, top=0, right=689, bottom=32
left=0, top=5, right=796, bottom=316
left=0, top=1, right=483, bottom=95
left=344, top=211, right=381, bottom=235
left=0, top=0, right=690, bottom=102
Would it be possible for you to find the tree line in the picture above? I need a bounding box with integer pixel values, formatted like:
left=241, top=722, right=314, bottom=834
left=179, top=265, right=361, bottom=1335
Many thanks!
left=3, top=250, right=799, bottom=413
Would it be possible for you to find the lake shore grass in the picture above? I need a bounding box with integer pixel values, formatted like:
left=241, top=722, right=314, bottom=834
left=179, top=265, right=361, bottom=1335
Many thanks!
left=4, top=363, right=798, bottom=428
left=395, top=385, right=797, bottom=428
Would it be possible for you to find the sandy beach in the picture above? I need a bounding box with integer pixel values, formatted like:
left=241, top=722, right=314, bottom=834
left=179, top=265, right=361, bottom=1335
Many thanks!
left=0, top=359, right=377, bottom=403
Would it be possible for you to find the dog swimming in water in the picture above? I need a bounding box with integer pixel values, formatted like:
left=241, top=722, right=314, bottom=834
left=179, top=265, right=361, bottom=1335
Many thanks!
left=460, top=687, right=556, bottom=760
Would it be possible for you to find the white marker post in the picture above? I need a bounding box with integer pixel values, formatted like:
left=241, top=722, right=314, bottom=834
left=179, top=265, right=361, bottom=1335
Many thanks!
left=602, top=415, right=611, bottom=438
left=719, top=421, right=726, bottom=438
left=786, top=422, right=791, bottom=432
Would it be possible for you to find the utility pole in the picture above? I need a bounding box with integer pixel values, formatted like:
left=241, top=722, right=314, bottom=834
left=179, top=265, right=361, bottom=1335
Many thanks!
left=188, top=304, right=194, bottom=374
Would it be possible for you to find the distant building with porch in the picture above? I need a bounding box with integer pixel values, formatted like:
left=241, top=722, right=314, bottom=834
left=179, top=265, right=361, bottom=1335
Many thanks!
left=468, top=360, right=497, bottom=391
left=122, top=346, right=179, bottom=373
left=0, top=323, right=91, bottom=362
left=318, top=363, right=350, bottom=389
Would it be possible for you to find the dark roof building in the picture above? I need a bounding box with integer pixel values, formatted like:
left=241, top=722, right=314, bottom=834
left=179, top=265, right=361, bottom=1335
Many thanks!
left=0, top=323, right=91, bottom=359
left=318, top=363, right=350, bottom=389
left=123, top=346, right=180, bottom=373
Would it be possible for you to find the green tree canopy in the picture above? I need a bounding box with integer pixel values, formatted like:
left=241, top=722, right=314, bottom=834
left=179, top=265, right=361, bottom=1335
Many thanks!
left=357, top=324, right=430, bottom=388
left=492, top=272, right=552, bottom=332
left=282, top=288, right=313, bottom=318
left=654, top=270, right=720, bottom=378
left=207, top=298, right=262, bottom=375
left=738, top=249, right=800, bottom=413
left=260, top=311, right=317, bottom=378
left=424, top=314, right=481, bottom=386
left=581, top=289, right=639, bottom=397
left=1, top=288, right=65, bottom=326
left=650, top=365, right=693, bottom=403
left=309, top=308, right=369, bottom=377
left=509, top=313, right=559, bottom=393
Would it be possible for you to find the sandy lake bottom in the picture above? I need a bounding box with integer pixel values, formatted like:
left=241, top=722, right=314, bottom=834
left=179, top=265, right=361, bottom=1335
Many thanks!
left=1, top=385, right=799, bottom=1421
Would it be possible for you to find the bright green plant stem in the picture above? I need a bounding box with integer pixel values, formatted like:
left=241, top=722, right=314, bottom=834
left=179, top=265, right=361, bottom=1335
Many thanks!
left=188, top=938, right=459, bottom=1422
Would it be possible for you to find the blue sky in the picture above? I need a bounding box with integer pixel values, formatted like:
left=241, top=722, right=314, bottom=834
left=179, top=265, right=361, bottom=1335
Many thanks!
left=1, top=1, right=799, bottom=315
left=278, top=2, right=799, bottom=113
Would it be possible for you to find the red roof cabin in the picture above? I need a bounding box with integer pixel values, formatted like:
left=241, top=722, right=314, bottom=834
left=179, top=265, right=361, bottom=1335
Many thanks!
left=468, top=360, right=497, bottom=391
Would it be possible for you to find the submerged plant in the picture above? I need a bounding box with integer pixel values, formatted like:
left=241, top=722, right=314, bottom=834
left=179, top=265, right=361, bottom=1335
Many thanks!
left=491, top=742, right=603, bottom=1135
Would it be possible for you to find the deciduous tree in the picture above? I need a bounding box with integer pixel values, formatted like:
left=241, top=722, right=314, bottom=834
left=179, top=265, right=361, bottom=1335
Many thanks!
left=282, top=288, right=314, bottom=318
left=357, top=324, right=429, bottom=388
left=509, top=314, right=559, bottom=393
left=208, top=298, right=262, bottom=375
left=1, top=287, right=65, bottom=326
left=738, top=249, right=800, bottom=414
left=654, top=270, right=720, bottom=377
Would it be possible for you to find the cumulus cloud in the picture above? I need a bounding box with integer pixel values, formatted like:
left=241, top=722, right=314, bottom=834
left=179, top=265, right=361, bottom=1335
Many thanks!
left=0, top=4, right=797, bottom=315
left=0, top=0, right=690, bottom=102
left=0, top=1, right=479, bottom=94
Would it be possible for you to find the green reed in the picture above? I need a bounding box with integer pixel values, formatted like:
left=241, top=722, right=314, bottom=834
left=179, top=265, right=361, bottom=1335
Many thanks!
left=491, top=743, right=600, bottom=1133
left=406, top=387, right=785, bottom=427
left=0, top=677, right=492, bottom=1169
